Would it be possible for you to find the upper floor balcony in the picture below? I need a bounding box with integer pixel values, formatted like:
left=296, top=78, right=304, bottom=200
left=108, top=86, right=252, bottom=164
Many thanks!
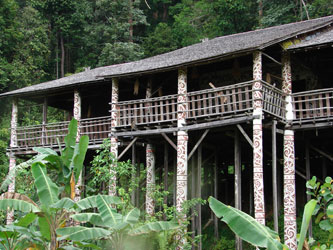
left=11, top=80, right=286, bottom=153
left=9, top=81, right=333, bottom=154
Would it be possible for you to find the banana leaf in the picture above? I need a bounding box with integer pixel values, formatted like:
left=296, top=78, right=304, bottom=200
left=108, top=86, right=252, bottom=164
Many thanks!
left=297, top=199, right=317, bottom=250
left=130, top=221, right=180, bottom=236
left=57, top=226, right=111, bottom=241
left=77, top=195, right=122, bottom=211
left=209, top=197, right=284, bottom=250
left=31, top=162, right=59, bottom=206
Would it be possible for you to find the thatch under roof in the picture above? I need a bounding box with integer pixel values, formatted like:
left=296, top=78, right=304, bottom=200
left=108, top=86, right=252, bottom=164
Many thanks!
left=287, top=28, right=333, bottom=50
left=1, top=15, right=333, bottom=98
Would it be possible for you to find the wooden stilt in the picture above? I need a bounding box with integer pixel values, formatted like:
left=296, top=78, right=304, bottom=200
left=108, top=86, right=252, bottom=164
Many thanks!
left=305, top=140, right=312, bottom=237
left=234, top=129, right=242, bottom=250
left=282, top=52, right=297, bottom=249
left=136, top=157, right=140, bottom=208
left=272, top=120, right=279, bottom=233
left=322, top=158, right=327, bottom=180
left=110, top=78, right=119, bottom=196
left=197, top=144, right=202, bottom=250
left=131, top=143, right=136, bottom=205
left=173, top=155, right=177, bottom=207
left=214, top=150, right=219, bottom=239
left=73, top=90, right=82, bottom=205
left=146, top=144, right=156, bottom=216
left=191, top=154, right=196, bottom=244
left=164, top=142, right=168, bottom=207
left=249, top=168, right=253, bottom=216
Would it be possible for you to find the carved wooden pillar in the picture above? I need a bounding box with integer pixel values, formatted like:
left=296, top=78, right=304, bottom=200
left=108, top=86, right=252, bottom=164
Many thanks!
left=145, top=79, right=155, bottom=215
left=252, top=51, right=265, bottom=225
left=73, top=90, right=82, bottom=202
left=109, top=78, right=119, bottom=196
left=176, top=67, right=188, bottom=214
left=7, top=99, right=18, bottom=224
left=146, top=144, right=155, bottom=215
left=42, top=97, right=48, bottom=145
left=282, top=52, right=297, bottom=249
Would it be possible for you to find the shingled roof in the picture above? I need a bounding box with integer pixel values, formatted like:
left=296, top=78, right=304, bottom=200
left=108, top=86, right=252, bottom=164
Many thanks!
left=1, top=15, right=333, bottom=98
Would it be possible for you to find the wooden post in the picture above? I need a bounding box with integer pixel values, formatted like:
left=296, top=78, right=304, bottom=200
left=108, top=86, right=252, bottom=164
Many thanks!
left=191, top=153, right=196, bottom=242
left=7, top=99, right=18, bottom=224
left=164, top=142, right=168, bottom=206
left=252, top=51, right=266, bottom=225
left=110, top=78, right=119, bottom=196
left=305, top=141, right=312, bottom=237
left=322, top=158, right=327, bottom=180
left=272, top=120, right=279, bottom=233
left=73, top=90, right=82, bottom=202
left=42, top=97, right=48, bottom=145
left=173, top=155, right=177, bottom=207
left=131, top=143, right=136, bottom=205
left=213, top=150, right=219, bottom=239
left=282, top=52, right=297, bottom=249
left=145, top=78, right=155, bottom=216
left=249, top=169, right=254, bottom=216
left=177, top=67, right=188, bottom=249
left=197, top=144, right=202, bottom=250
left=234, top=129, right=242, bottom=250
left=146, top=144, right=155, bottom=216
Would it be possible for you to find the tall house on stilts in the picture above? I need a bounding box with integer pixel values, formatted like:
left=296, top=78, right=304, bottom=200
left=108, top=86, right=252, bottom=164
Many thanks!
left=1, top=15, right=333, bottom=250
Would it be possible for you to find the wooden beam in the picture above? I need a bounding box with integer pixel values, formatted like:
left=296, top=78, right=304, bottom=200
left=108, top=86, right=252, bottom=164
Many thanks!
left=262, top=52, right=282, bottom=66
left=236, top=124, right=253, bottom=148
left=188, top=129, right=210, bottom=160
left=161, top=132, right=177, bottom=151
left=117, top=137, right=138, bottom=160
left=116, top=116, right=256, bottom=137
left=234, top=129, right=242, bottom=250
left=310, top=145, right=333, bottom=162
left=272, top=120, right=278, bottom=233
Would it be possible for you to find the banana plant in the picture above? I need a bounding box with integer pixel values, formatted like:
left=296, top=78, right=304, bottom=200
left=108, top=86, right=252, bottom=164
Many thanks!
left=33, top=118, right=89, bottom=199
left=0, top=162, right=79, bottom=250
left=209, top=197, right=317, bottom=250
left=0, top=213, right=48, bottom=250
left=57, top=194, right=180, bottom=250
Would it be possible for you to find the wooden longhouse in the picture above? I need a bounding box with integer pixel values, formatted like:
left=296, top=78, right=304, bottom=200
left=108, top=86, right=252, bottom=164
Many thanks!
left=1, top=15, right=333, bottom=249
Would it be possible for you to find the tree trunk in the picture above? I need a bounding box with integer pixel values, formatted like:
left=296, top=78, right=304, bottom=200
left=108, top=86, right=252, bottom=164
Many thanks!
left=129, top=0, right=133, bottom=42
left=60, top=33, right=65, bottom=78
left=258, top=0, right=263, bottom=27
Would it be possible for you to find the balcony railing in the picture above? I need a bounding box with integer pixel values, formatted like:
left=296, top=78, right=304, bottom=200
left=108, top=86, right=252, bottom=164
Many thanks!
left=12, top=81, right=288, bottom=150
left=293, top=88, right=333, bottom=123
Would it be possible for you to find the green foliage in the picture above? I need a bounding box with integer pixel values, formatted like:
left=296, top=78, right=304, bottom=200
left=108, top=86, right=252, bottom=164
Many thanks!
left=306, top=176, right=333, bottom=248
left=98, top=42, right=144, bottom=66
left=143, top=22, right=177, bottom=57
